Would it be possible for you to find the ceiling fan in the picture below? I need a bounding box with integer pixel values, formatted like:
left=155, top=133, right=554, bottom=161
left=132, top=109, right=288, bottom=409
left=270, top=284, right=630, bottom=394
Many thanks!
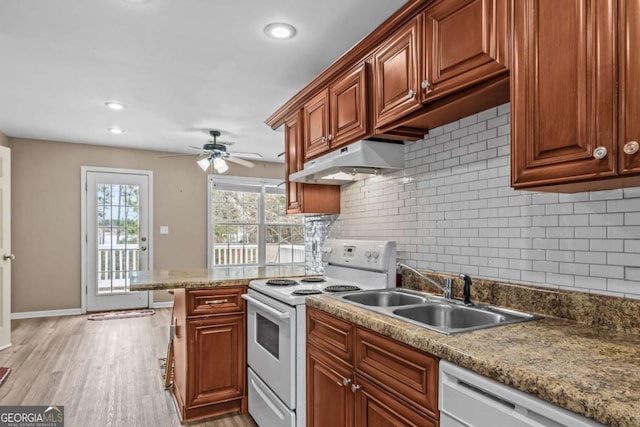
left=166, top=130, right=260, bottom=173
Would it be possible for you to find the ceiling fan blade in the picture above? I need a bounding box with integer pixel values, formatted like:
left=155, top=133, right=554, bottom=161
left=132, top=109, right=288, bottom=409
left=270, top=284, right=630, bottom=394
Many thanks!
left=159, top=153, right=199, bottom=158
left=188, top=145, right=204, bottom=150
left=225, top=156, right=256, bottom=168
left=228, top=151, right=263, bottom=160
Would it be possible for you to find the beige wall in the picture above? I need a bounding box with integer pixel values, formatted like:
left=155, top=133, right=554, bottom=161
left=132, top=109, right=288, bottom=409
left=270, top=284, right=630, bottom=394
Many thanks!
left=9, top=137, right=284, bottom=312
left=0, top=131, right=8, bottom=147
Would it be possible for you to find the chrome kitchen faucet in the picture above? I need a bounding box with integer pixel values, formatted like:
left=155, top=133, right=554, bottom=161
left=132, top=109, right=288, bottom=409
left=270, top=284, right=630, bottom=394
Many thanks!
left=397, top=263, right=453, bottom=300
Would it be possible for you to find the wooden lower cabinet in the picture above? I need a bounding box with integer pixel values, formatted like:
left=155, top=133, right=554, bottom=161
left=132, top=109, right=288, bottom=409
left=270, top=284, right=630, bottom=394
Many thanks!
left=307, top=306, right=439, bottom=427
left=307, top=345, right=354, bottom=427
left=172, top=287, right=247, bottom=423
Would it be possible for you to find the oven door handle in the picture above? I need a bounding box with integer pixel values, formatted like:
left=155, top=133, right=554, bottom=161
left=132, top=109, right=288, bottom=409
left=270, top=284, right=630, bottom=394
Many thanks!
left=242, top=294, right=291, bottom=319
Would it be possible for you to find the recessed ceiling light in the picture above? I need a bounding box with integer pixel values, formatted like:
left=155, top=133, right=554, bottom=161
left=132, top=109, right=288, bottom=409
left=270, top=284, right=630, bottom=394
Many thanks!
left=105, top=102, right=125, bottom=111
left=109, top=128, right=124, bottom=134
left=264, top=23, right=297, bottom=40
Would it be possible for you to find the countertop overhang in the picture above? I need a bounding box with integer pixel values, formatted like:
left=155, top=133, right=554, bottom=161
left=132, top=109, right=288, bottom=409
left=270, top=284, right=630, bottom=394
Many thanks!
left=129, top=265, right=309, bottom=291
left=308, top=295, right=640, bottom=427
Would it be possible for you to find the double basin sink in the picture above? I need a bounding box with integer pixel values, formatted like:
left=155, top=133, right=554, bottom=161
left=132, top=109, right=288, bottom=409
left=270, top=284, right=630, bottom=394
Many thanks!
left=334, top=288, right=539, bottom=335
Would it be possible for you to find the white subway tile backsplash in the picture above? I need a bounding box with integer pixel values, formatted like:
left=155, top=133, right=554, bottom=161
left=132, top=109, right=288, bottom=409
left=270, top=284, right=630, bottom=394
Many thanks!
left=331, top=103, right=640, bottom=299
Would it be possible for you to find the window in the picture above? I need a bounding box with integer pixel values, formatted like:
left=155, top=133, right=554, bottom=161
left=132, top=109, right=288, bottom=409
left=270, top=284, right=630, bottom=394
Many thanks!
left=209, top=176, right=305, bottom=267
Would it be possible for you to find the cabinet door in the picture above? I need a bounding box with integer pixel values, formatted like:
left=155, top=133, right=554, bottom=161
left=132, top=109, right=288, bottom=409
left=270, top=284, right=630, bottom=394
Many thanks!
left=355, top=376, right=437, bottom=427
left=304, top=89, right=330, bottom=160
left=511, top=0, right=616, bottom=188
left=619, top=0, right=640, bottom=174
left=285, top=111, right=303, bottom=214
left=423, top=0, right=508, bottom=102
left=330, top=63, right=370, bottom=149
left=187, top=314, right=245, bottom=408
left=373, top=17, right=422, bottom=129
left=307, top=345, right=354, bottom=427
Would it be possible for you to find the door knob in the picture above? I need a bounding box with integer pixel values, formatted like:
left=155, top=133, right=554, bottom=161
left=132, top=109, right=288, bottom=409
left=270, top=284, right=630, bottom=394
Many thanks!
left=624, top=141, right=639, bottom=155
left=3, top=254, right=14, bottom=261
left=140, top=246, right=147, bottom=251
left=592, top=146, right=608, bottom=160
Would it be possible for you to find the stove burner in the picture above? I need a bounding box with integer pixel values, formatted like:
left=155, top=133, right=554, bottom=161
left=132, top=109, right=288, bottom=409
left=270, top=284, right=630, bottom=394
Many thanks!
left=324, top=285, right=362, bottom=293
left=266, top=279, right=298, bottom=286
left=301, top=277, right=325, bottom=283
left=292, top=289, right=323, bottom=296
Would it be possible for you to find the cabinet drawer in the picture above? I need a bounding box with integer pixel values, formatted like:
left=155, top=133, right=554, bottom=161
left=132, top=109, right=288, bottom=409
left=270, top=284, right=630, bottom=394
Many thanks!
left=307, top=307, right=354, bottom=363
left=355, top=327, right=439, bottom=419
left=187, top=287, right=245, bottom=316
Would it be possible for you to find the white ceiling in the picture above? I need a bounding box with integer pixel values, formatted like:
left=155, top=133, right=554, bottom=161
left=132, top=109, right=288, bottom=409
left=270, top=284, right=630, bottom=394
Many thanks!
left=0, top=0, right=407, bottom=163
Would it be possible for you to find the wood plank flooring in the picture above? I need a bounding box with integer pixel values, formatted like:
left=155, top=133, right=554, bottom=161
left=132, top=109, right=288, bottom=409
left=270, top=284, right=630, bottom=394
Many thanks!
left=0, top=308, right=256, bottom=427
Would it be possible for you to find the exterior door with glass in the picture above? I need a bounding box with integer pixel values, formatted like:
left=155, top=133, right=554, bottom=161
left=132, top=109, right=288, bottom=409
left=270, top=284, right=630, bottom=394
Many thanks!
left=85, top=169, right=151, bottom=312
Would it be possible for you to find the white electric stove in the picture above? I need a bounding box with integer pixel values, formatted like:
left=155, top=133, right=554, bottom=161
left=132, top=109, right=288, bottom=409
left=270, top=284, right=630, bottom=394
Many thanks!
left=243, top=239, right=397, bottom=427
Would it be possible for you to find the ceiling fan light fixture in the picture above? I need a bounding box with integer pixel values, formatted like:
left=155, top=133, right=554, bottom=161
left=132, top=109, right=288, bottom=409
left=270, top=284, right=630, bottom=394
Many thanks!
left=213, top=157, right=229, bottom=174
left=197, top=157, right=211, bottom=171
left=264, top=23, right=297, bottom=40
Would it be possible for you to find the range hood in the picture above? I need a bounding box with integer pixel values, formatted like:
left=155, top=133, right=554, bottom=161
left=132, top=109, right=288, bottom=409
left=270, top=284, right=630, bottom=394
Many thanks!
left=289, top=140, right=404, bottom=185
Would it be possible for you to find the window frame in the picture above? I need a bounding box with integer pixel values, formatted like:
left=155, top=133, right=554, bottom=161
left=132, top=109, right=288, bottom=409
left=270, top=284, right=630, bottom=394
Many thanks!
left=207, top=175, right=304, bottom=268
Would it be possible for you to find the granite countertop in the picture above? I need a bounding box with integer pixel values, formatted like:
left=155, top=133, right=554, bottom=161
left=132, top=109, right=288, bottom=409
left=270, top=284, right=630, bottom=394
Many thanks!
left=129, top=265, right=309, bottom=291
left=308, top=295, right=640, bottom=427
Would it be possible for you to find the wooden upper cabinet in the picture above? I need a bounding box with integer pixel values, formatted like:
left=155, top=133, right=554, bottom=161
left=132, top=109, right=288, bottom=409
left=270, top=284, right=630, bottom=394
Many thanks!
left=284, top=112, right=303, bottom=214
left=422, top=0, right=509, bottom=102
left=619, top=0, right=640, bottom=175
left=330, top=63, right=370, bottom=149
left=511, top=0, right=617, bottom=188
left=303, top=90, right=331, bottom=160
left=373, top=16, right=422, bottom=129
left=285, top=110, right=340, bottom=215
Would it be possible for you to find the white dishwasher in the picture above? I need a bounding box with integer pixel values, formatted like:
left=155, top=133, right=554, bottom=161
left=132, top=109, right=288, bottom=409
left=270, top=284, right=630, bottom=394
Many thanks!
left=439, top=361, right=605, bottom=427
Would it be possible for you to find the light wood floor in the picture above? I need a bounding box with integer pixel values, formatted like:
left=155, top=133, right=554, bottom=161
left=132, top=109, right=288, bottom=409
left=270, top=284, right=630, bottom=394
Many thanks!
left=0, top=308, right=256, bottom=427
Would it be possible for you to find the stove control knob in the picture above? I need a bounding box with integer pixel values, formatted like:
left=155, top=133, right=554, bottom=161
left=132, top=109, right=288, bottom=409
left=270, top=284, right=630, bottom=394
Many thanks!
left=364, top=250, right=371, bottom=258
left=372, top=251, right=380, bottom=259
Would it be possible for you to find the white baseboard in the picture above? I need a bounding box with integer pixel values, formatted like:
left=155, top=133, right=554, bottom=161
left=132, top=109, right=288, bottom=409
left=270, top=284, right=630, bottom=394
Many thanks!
left=12, top=308, right=83, bottom=320
left=0, top=343, right=11, bottom=351
left=152, top=301, right=174, bottom=309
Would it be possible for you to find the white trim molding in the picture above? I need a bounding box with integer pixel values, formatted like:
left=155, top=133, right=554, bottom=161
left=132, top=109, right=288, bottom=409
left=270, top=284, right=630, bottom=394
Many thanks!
left=12, top=308, right=83, bottom=320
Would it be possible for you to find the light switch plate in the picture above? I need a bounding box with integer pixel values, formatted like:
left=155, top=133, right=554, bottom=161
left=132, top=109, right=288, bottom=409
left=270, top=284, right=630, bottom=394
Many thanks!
left=160, top=226, right=169, bottom=235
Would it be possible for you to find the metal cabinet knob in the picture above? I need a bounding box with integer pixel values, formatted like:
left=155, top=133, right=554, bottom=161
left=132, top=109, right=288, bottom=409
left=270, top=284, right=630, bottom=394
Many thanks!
left=351, top=384, right=361, bottom=393
left=328, top=134, right=334, bottom=141
left=408, top=89, right=416, bottom=98
left=342, top=377, right=351, bottom=386
left=3, top=254, right=15, bottom=261
left=321, top=136, right=326, bottom=143
left=624, top=140, right=639, bottom=155
left=593, top=146, right=608, bottom=160
left=140, top=246, right=148, bottom=251
left=421, top=80, right=430, bottom=90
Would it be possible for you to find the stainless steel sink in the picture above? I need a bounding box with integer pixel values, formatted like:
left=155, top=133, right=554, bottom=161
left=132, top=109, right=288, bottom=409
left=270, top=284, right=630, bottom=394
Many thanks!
left=334, top=289, right=539, bottom=335
left=341, top=289, right=428, bottom=307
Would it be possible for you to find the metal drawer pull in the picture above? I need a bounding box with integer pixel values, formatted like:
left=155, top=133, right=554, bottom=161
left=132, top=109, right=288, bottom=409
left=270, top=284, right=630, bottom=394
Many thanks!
left=205, top=299, right=228, bottom=305
left=241, top=294, right=291, bottom=319
left=624, top=140, right=639, bottom=155
left=592, top=146, right=608, bottom=159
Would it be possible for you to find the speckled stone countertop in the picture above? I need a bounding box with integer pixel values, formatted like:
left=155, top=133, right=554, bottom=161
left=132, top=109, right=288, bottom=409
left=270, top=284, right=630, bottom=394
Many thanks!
left=307, top=295, right=640, bottom=427
left=129, top=265, right=308, bottom=291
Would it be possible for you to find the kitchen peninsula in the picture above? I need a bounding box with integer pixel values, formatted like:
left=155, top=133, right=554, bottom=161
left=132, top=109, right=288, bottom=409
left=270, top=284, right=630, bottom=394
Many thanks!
left=130, top=265, right=308, bottom=423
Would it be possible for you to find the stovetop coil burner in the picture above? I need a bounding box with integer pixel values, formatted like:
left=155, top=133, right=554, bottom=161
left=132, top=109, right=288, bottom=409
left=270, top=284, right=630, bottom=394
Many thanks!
left=324, top=285, right=362, bottom=293
left=266, top=279, right=298, bottom=286
left=301, top=277, right=325, bottom=283
left=291, top=289, right=323, bottom=296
